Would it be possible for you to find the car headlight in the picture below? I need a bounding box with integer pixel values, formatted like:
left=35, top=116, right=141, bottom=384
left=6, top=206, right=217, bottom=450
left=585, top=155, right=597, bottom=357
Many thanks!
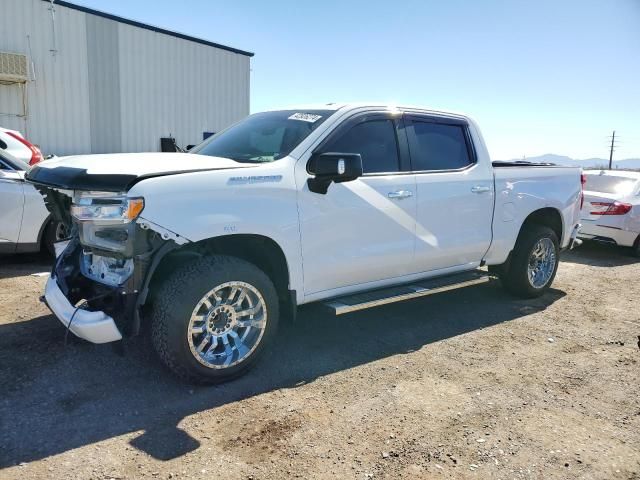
left=71, top=192, right=144, bottom=224
left=71, top=192, right=145, bottom=254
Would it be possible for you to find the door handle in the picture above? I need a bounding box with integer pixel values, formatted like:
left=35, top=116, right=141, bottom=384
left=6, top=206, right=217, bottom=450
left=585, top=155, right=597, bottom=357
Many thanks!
left=471, top=185, right=491, bottom=194
left=388, top=190, right=413, bottom=199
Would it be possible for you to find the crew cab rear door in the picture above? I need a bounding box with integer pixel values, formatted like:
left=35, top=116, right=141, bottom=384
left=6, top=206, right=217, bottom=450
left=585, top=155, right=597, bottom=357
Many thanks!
left=296, top=112, right=417, bottom=296
left=404, top=113, right=494, bottom=273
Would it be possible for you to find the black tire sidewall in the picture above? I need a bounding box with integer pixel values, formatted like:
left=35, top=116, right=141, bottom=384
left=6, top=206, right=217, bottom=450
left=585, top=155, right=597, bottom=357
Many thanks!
left=152, top=256, right=279, bottom=383
left=506, top=225, right=560, bottom=298
left=42, top=220, right=61, bottom=256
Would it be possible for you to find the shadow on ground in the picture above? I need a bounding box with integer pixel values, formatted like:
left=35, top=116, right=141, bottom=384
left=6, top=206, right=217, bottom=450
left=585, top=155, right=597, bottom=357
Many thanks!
left=0, top=281, right=565, bottom=467
left=0, top=252, right=52, bottom=280
left=562, top=241, right=638, bottom=268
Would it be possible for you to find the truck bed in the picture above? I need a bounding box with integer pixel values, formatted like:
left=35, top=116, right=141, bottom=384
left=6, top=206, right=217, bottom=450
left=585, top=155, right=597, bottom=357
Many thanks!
left=492, top=160, right=558, bottom=167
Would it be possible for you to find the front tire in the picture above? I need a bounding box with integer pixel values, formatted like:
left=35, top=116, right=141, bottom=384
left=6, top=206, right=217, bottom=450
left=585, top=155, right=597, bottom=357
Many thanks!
left=151, top=255, right=279, bottom=384
left=500, top=225, right=560, bottom=298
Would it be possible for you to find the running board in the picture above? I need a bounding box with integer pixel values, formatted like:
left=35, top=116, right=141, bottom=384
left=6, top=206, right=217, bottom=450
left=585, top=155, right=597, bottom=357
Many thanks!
left=324, top=270, right=491, bottom=315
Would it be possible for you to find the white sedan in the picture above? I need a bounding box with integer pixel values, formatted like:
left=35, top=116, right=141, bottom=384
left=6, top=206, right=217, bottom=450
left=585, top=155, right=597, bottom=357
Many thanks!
left=0, top=150, right=66, bottom=255
left=579, top=169, right=640, bottom=256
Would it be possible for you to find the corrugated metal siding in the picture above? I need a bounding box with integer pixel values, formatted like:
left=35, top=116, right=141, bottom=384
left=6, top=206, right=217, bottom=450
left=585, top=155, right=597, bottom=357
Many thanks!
left=0, top=0, right=91, bottom=155
left=0, top=0, right=250, bottom=156
left=117, top=23, right=250, bottom=152
left=86, top=14, right=121, bottom=154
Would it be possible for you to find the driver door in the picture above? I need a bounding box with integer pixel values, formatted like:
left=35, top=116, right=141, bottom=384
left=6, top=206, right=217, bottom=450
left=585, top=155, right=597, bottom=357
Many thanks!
left=296, top=112, right=417, bottom=298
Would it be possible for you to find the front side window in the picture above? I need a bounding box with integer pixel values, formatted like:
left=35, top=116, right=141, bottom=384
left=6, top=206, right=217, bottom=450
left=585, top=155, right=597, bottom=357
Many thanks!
left=191, top=110, right=334, bottom=163
left=407, top=121, right=473, bottom=171
left=322, top=119, right=400, bottom=174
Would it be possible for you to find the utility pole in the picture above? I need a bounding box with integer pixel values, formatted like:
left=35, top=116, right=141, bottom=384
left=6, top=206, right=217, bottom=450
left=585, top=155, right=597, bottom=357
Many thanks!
left=608, top=130, right=616, bottom=170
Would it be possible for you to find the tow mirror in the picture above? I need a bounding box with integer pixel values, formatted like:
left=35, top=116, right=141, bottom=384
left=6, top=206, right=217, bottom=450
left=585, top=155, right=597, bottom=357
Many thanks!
left=307, top=152, right=363, bottom=194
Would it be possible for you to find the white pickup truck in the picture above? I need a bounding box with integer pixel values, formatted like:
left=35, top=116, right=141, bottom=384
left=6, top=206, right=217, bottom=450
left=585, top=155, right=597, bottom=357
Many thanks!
left=27, top=104, right=583, bottom=383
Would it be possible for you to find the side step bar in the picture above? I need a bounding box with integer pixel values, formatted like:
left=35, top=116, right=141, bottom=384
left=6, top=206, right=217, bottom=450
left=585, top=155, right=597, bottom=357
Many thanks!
left=324, top=270, right=491, bottom=315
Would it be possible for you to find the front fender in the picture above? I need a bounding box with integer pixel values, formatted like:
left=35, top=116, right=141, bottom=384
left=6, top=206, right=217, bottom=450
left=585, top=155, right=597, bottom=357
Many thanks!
left=127, top=161, right=304, bottom=300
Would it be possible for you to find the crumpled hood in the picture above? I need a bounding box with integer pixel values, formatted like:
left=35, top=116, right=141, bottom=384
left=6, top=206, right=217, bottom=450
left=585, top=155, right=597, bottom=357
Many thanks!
left=26, top=152, right=254, bottom=192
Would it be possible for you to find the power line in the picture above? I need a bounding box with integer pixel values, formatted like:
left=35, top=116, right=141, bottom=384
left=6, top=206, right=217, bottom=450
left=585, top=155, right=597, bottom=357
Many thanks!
left=608, top=130, right=619, bottom=169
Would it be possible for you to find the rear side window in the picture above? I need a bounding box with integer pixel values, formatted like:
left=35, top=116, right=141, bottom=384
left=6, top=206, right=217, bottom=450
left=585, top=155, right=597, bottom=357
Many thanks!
left=584, top=174, right=639, bottom=196
left=323, top=119, right=400, bottom=174
left=407, top=121, right=473, bottom=171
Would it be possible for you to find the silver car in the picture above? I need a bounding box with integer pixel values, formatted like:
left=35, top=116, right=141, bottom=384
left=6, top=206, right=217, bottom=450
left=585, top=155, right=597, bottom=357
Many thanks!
left=579, top=169, right=640, bottom=257
left=0, top=150, right=65, bottom=255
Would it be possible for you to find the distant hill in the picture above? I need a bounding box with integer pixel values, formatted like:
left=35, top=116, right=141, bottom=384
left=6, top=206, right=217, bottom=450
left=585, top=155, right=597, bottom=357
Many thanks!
left=499, top=154, right=640, bottom=170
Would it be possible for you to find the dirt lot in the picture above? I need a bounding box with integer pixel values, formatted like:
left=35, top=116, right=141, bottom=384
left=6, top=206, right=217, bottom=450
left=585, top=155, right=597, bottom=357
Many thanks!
left=0, top=243, right=639, bottom=480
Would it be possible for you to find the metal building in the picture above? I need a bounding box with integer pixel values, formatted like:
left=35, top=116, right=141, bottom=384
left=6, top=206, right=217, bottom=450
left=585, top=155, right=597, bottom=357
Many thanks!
left=0, top=0, right=252, bottom=156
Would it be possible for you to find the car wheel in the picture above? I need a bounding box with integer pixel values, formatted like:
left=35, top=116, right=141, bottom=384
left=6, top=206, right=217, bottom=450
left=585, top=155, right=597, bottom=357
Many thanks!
left=632, top=236, right=640, bottom=258
left=43, top=220, right=68, bottom=256
left=501, top=225, right=559, bottom=298
left=151, top=255, right=279, bottom=384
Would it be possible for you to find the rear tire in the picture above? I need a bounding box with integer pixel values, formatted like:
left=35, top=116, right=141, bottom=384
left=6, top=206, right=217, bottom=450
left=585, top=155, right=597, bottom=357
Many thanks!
left=151, top=255, right=279, bottom=384
left=500, top=225, right=559, bottom=298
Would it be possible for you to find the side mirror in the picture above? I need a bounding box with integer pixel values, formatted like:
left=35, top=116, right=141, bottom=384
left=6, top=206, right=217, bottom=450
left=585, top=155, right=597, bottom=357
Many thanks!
left=307, top=152, right=363, bottom=194
left=185, top=144, right=195, bottom=151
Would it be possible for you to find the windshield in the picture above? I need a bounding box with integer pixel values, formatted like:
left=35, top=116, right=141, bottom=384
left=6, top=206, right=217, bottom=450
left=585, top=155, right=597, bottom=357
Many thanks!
left=584, top=173, right=639, bottom=196
left=191, top=110, right=335, bottom=163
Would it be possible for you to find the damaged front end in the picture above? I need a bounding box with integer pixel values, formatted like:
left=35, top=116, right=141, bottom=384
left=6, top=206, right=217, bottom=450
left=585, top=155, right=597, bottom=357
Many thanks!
left=39, top=187, right=182, bottom=343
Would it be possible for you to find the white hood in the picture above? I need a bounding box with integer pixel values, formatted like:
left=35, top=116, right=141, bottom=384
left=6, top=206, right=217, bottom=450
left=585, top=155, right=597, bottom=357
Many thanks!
left=26, top=152, right=255, bottom=191
left=37, top=152, right=250, bottom=176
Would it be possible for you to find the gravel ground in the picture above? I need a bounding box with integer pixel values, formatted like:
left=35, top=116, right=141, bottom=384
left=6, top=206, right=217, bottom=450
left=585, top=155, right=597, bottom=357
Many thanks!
left=0, top=242, right=638, bottom=480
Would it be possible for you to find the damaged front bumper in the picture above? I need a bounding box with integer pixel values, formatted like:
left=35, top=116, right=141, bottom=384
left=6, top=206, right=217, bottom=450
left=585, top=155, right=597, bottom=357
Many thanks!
left=43, top=230, right=176, bottom=344
left=44, top=274, right=122, bottom=343
left=32, top=186, right=187, bottom=345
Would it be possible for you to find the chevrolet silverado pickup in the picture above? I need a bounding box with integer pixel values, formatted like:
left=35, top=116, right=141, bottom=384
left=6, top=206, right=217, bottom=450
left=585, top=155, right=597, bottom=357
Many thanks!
left=27, top=104, right=583, bottom=383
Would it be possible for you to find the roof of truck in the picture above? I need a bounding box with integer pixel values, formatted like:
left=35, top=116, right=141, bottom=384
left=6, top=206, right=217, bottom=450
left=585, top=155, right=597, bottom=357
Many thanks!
left=263, top=103, right=471, bottom=118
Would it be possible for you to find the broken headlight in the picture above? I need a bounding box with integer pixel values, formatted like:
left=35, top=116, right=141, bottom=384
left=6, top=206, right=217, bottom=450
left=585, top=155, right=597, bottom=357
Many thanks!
left=71, top=192, right=144, bottom=253
left=71, top=192, right=144, bottom=223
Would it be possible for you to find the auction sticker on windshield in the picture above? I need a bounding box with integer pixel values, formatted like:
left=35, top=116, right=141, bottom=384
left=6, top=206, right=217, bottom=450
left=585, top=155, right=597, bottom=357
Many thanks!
left=288, top=113, right=323, bottom=123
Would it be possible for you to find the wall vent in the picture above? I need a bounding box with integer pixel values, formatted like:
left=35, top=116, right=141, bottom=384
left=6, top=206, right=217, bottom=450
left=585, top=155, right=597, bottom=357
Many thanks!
left=0, top=52, right=29, bottom=83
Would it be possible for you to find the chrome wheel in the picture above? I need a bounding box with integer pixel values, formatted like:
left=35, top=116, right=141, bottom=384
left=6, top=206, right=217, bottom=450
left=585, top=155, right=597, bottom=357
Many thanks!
left=187, top=281, right=267, bottom=369
left=527, top=237, right=556, bottom=289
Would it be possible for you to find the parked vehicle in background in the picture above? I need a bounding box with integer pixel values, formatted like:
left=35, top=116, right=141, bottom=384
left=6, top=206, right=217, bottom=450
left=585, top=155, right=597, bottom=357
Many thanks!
left=27, top=103, right=583, bottom=383
left=579, top=169, right=640, bottom=256
left=0, top=127, right=44, bottom=166
left=0, top=150, right=66, bottom=255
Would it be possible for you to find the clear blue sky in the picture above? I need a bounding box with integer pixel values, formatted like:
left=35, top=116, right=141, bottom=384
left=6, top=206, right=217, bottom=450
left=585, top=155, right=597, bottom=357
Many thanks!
left=71, top=0, right=640, bottom=160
